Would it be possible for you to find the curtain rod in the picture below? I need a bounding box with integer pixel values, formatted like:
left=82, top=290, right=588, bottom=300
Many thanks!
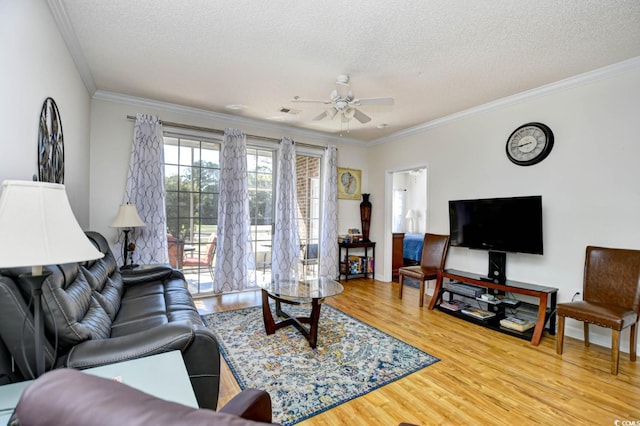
left=125, top=115, right=327, bottom=150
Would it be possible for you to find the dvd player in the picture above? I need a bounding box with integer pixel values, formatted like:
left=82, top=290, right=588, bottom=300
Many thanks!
left=443, top=281, right=484, bottom=298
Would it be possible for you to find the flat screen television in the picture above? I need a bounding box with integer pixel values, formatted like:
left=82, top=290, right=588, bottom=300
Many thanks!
left=448, top=195, right=543, bottom=255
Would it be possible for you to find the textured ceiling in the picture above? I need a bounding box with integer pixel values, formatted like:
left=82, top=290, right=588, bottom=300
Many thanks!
left=55, top=0, right=640, bottom=143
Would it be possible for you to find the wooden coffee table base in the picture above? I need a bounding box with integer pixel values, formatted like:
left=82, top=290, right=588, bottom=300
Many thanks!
left=260, top=289, right=323, bottom=349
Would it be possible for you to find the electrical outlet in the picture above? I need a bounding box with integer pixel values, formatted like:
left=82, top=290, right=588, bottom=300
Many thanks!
left=571, top=291, right=581, bottom=302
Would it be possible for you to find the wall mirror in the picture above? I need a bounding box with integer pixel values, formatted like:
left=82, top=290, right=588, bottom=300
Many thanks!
left=38, top=97, right=64, bottom=183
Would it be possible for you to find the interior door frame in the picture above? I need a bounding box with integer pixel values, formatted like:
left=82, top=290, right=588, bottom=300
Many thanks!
left=383, top=164, right=429, bottom=282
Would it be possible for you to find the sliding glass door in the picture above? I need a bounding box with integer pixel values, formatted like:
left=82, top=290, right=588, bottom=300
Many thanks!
left=163, top=133, right=324, bottom=296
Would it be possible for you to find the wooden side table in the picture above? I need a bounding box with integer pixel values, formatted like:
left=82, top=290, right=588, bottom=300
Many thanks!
left=338, top=241, right=376, bottom=280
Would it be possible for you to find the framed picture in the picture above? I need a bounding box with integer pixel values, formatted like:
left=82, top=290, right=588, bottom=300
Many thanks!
left=337, top=167, right=361, bottom=200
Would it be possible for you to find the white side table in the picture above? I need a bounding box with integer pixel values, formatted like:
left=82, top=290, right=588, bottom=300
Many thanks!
left=83, top=350, right=198, bottom=407
left=0, top=350, right=197, bottom=423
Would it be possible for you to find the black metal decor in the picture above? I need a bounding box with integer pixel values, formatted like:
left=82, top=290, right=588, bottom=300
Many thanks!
left=38, top=97, right=64, bottom=183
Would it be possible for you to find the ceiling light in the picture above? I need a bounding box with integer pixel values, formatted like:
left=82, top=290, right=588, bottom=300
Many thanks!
left=377, top=123, right=388, bottom=129
left=341, top=108, right=355, bottom=123
left=225, top=104, right=245, bottom=110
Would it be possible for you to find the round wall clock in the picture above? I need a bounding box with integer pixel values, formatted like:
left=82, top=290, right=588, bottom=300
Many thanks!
left=505, top=122, right=554, bottom=166
left=38, top=97, right=65, bottom=183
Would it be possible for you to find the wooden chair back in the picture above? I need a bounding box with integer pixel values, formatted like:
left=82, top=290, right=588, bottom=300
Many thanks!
left=419, top=233, right=450, bottom=270
left=583, top=246, right=640, bottom=313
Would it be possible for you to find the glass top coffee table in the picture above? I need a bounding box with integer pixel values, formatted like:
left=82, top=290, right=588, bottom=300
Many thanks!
left=257, top=277, right=344, bottom=348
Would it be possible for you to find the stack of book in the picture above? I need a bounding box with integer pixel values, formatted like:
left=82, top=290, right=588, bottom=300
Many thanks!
left=344, top=255, right=374, bottom=274
left=461, top=307, right=496, bottom=320
left=439, top=299, right=469, bottom=311
left=500, top=316, right=535, bottom=332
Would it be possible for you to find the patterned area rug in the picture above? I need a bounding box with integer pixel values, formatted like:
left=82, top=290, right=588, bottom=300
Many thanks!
left=202, top=304, right=439, bottom=425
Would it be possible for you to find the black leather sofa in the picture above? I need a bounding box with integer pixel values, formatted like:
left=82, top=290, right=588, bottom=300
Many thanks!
left=0, top=231, right=221, bottom=409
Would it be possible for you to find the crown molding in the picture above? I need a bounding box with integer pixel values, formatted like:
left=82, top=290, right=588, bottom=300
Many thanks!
left=47, top=0, right=97, bottom=94
left=92, top=91, right=366, bottom=146
left=369, top=56, right=640, bottom=146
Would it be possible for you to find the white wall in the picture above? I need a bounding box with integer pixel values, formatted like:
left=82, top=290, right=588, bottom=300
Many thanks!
left=89, top=95, right=367, bottom=245
left=0, top=0, right=91, bottom=226
left=368, top=60, right=640, bottom=351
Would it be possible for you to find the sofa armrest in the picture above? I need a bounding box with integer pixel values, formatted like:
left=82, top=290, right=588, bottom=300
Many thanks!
left=219, top=389, right=274, bottom=424
left=62, top=321, right=194, bottom=369
left=120, top=265, right=183, bottom=286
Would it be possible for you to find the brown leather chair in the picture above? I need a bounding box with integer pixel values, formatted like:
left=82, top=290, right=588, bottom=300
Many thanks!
left=15, top=368, right=276, bottom=425
left=398, top=233, right=450, bottom=307
left=556, top=246, right=640, bottom=374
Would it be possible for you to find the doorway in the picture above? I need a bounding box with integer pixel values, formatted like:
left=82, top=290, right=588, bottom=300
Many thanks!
left=385, top=166, right=428, bottom=282
left=392, top=168, right=427, bottom=234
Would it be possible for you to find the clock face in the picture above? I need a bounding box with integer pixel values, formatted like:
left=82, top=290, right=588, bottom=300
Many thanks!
left=506, top=122, right=554, bottom=166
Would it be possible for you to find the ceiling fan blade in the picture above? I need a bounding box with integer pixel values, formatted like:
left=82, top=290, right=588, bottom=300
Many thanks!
left=313, top=107, right=339, bottom=121
left=312, top=111, right=328, bottom=121
left=353, top=97, right=394, bottom=106
left=291, top=98, right=331, bottom=104
left=353, top=108, right=372, bottom=124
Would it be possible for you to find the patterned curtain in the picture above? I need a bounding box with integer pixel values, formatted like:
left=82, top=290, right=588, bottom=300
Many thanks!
left=271, top=137, right=300, bottom=281
left=319, top=145, right=338, bottom=278
left=213, top=129, right=256, bottom=293
left=116, top=113, right=168, bottom=265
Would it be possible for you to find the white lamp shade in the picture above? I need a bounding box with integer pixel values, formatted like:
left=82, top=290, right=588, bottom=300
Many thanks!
left=110, top=204, right=145, bottom=228
left=406, top=209, right=416, bottom=219
left=0, top=180, right=104, bottom=268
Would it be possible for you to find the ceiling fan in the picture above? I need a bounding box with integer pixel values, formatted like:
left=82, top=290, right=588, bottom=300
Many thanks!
left=292, top=74, right=394, bottom=124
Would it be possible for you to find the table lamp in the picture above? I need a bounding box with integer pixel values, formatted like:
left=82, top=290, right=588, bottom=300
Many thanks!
left=0, top=180, right=104, bottom=377
left=406, top=209, right=416, bottom=233
left=110, top=203, right=145, bottom=269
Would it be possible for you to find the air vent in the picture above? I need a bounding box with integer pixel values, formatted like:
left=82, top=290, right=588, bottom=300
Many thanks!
left=279, top=107, right=301, bottom=115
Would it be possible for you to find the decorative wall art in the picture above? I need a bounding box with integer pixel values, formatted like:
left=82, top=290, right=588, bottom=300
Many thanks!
left=37, top=97, right=64, bottom=183
left=337, top=167, right=361, bottom=200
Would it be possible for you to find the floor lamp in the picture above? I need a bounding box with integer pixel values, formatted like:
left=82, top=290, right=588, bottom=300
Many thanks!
left=110, top=203, right=145, bottom=269
left=0, top=180, right=104, bottom=377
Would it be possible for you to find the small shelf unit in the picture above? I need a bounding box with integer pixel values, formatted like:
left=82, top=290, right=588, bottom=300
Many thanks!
left=338, top=241, right=376, bottom=281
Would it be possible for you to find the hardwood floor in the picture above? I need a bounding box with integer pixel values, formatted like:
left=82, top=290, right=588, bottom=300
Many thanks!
left=196, top=278, right=640, bottom=425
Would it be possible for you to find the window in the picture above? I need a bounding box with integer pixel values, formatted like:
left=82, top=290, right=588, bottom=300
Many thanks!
left=247, top=147, right=274, bottom=285
left=164, top=135, right=220, bottom=294
left=163, top=132, right=324, bottom=295
left=296, top=155, right=321, bottom=279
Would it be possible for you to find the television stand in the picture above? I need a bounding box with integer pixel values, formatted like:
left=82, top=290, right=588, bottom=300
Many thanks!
left=429, top=269, right=558, bottom=346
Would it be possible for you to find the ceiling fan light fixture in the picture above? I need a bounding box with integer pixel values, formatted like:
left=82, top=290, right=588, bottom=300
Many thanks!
left=292, top=74, right=394, bottom=127
left=341, top=107, right=355, bottom=122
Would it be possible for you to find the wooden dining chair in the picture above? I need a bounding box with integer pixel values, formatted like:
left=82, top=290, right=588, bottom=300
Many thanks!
left=398, top=233, right=450, bottom=307
left=556, top=246, right=640, bottom=374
